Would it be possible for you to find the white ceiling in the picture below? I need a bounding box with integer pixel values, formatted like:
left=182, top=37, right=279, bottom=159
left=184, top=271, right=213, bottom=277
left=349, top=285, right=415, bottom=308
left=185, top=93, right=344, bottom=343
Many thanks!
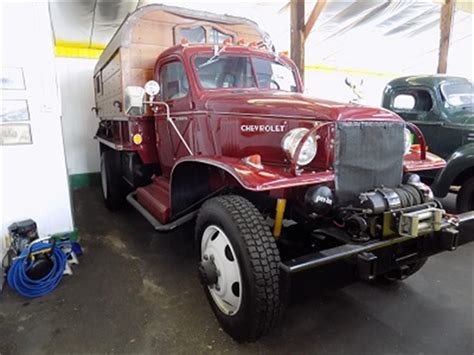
left=49, top=0, right=473, bottom=76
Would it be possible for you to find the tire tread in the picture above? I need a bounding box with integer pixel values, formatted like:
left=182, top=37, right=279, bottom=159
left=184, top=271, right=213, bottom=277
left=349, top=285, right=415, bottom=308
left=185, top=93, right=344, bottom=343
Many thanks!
left=197, top=195, right=282, bottom=341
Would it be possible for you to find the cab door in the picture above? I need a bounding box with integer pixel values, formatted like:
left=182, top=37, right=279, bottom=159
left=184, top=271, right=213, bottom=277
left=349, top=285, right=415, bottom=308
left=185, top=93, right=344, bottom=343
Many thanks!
left=390, top=87, right=447, bottom=158
left=155, top=58, right=193, bottom=177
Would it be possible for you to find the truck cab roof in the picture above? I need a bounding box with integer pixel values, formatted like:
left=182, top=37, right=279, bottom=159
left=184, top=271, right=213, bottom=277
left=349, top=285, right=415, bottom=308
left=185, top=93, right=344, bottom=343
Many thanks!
left=387, top=75, right=470, bottom=89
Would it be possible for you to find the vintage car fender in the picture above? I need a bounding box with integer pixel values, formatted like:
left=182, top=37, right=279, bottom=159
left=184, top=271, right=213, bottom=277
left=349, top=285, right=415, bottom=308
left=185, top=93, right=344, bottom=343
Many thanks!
left=169, top=156, right=334, bottom=215
left=169, top=154, right=452, bottom=215
left=431, top=143, right=474, bottom=198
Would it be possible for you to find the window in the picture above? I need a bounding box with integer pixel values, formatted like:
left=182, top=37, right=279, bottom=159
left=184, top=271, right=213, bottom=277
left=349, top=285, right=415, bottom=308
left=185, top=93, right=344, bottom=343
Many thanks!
left=252, top=58, right=297, bottom=92
left=159, top=61, right=189, bottom=101
left=194, top=55, right=298, bottom=92
left=208, top=28, right=232, bottom=44
left=393, top=90, right=433, bottom=112
left=393, top=94, right=415, bottom=110
left=440, top=81, right=473, bottom=107
left=195, top=56, right=256, bottom=89
left=177, top=26, right=205, bottom=43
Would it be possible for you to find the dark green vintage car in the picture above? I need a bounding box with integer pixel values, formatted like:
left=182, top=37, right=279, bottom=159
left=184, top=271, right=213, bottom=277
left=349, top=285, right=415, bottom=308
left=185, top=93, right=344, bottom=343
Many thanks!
left=382, top=75, right=474, bottom=212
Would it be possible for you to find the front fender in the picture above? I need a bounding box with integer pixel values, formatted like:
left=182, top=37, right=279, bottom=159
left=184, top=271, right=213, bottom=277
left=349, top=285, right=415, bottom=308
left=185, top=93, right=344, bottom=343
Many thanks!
left=169, top=156, right=334, bottom=216
left=173, top=156, right=334, bottom=191
left=432, top=143, right=474, bottom=197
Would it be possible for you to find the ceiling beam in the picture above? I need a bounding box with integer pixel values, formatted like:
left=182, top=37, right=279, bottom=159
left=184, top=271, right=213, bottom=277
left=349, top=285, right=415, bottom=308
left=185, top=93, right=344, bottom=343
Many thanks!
left=437, top=0, right=456, bottom=73
left=304, top=0, right=327, bottom=39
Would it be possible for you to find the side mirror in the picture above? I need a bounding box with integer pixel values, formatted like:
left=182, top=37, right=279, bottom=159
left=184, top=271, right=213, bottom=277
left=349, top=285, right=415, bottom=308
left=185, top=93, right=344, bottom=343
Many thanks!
left=124, top=86, right=145, bottom=116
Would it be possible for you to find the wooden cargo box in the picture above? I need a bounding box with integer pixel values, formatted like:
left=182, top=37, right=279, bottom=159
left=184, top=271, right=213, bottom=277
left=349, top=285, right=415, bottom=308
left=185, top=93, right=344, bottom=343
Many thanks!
left=93, top=4, right=267, bottom=119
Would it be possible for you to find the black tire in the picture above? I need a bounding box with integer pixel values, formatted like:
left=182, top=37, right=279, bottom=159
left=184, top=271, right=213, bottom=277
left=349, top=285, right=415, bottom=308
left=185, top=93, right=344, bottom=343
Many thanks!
left=195, top=195, right=282, bottom=342
left=456, top=176, right=474, bottom=213
left=100, top=148, right=125, bottom=211
left=373, top=258, right=428, bottom=285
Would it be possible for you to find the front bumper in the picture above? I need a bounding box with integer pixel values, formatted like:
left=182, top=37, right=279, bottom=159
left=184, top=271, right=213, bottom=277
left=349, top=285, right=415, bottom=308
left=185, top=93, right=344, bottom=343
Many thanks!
left=281, top=211, right=474, bottom=276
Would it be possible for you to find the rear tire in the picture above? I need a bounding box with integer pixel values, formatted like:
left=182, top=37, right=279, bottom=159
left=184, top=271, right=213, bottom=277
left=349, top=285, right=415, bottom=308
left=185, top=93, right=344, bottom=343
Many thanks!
left=195, top=195, right=282, bottom=342
left=100, top=148, right=125, bottom=211
left=456, top=176, right=474, bottom=212
left=373, top=258, right=427, bottom=285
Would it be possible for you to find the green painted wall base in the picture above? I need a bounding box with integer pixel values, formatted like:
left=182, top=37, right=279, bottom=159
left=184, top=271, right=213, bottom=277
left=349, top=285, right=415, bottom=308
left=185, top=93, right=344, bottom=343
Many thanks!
left=69, top=172, right=101, bottom=190
left=52, top=229, right=79, bottom=242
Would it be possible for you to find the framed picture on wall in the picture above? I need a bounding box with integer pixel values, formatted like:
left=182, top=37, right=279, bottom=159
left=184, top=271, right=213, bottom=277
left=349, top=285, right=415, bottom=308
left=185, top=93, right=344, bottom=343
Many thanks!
left=0, top=123, right=32, bottom=145
left=1, top=100, right=30, bottom=122
left=0, top=67, right=26, bottom=90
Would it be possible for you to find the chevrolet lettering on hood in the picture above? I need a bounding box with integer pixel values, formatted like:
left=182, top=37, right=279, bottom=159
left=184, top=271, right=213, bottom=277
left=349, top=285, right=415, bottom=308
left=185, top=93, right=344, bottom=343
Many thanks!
left=240, top=124, right=287, bottom=133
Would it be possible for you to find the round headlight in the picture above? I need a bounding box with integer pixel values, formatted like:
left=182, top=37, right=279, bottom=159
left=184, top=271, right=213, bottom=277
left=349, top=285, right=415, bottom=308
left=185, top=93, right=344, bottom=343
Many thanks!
left=403, top=128, right=412, bottom=155
left=281, top=128, right=318, bottom=166
left=144, top=80, right=160, bottom=96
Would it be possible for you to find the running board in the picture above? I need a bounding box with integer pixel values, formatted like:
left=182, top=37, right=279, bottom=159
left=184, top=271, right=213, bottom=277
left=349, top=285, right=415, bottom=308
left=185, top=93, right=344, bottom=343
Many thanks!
left=126, top=192, right=197, bottom=232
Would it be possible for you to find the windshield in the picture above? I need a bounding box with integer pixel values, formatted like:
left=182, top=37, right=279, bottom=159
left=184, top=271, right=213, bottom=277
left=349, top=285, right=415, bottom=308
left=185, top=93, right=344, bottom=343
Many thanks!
left=440, top=81, right=473, bottom=107
left=194, top=55, right=298, bottom=92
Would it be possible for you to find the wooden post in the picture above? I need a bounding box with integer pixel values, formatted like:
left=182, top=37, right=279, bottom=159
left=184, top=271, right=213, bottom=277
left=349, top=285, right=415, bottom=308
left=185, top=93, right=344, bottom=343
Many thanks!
left=437, top=0, right=456, bottom=74
left=304, top=0, right=327, bottom=39
left=290, top=0, right=305, bottom=81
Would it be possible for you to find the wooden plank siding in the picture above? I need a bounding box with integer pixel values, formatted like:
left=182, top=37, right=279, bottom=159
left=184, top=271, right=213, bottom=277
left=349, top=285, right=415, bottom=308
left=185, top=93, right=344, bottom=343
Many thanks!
left=94, top=5, right=265, bottom=119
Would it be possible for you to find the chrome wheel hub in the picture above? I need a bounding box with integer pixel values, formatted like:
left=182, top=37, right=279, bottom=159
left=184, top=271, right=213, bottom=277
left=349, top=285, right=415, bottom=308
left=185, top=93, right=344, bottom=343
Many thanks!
left=201, top=225, right=242, bottom=316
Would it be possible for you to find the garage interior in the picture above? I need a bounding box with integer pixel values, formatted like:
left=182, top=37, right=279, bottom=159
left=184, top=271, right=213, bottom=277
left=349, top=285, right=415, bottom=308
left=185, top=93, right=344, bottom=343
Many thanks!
left=1, top=0, right=473, bottom=353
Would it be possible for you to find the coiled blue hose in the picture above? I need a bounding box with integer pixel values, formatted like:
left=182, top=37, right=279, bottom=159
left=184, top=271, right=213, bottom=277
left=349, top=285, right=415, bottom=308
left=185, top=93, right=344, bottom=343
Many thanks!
left=7, top=240, right=67, bottom=298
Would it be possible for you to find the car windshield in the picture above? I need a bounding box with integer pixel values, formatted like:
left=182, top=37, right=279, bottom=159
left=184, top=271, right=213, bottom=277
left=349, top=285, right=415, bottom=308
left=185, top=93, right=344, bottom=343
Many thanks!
left=194, top=55, right=298, bottom=92
left=440, top=81, right=474, bottom=107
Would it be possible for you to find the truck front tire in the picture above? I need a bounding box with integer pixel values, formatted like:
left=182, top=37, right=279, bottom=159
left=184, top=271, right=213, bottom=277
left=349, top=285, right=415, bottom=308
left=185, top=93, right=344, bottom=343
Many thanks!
left=100, top=148, right=125, bottom=211
left=456, top=176, right=474, bottom=212
left=195, top=195, right=282, bottom=342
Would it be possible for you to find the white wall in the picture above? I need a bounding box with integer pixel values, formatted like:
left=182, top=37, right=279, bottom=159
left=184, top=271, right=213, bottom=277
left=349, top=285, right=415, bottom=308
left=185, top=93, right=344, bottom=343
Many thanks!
left=1, top=3, right=74, bottom=260
left=304, top=70, right=395, bottom=107
left=56, top=58, right=100, bottom=175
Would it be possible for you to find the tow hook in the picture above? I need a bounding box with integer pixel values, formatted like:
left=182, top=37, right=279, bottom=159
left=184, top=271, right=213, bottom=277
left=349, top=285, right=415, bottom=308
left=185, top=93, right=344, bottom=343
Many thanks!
left=198, top=256, right=219, bottom=286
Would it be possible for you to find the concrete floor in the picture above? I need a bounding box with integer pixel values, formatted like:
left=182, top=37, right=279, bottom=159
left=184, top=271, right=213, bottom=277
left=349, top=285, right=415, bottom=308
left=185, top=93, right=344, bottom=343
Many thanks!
left=1, top=187, right=473, bottom=354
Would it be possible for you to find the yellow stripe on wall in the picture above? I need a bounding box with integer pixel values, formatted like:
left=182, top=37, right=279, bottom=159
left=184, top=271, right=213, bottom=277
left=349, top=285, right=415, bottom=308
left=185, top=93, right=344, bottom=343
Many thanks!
left=54, top=46, right=103, bottom=58
left=305, top=64, right=399, bottom=78
left=54, top=40, right=106, bottom=59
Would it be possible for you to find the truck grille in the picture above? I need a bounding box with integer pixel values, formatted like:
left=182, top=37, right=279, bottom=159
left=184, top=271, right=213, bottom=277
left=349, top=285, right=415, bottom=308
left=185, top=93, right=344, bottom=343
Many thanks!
left=334, top=121, right=405, bottom=204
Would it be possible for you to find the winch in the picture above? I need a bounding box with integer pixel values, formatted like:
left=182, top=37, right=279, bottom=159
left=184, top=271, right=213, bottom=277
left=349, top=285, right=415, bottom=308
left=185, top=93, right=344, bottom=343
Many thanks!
left=357, top=182, right=434, bottom=214
left=338, top=181, right=441, bottom=241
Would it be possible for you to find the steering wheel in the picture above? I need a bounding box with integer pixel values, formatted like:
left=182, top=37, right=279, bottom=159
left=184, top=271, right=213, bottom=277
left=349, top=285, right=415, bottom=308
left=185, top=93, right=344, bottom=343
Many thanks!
left=270, top=80, right=280, bottom=90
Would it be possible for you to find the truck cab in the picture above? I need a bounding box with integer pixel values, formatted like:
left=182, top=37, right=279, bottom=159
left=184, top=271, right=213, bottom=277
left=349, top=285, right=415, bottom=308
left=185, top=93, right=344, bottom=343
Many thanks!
left=382, top=75, right=474, bottom=211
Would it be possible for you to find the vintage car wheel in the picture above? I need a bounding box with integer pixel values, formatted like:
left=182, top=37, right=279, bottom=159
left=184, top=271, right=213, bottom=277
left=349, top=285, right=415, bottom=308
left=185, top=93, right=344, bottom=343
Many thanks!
left=195, top=195, right=282, bottom=342
left=456, top=176, right=474, bottom=212
left=100, top=148, right=125, bottom=211
left=373, top=258, right=428, bottom=285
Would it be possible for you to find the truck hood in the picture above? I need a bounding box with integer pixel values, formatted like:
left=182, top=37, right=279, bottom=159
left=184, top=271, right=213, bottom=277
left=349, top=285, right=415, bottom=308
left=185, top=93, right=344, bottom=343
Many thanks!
left=202, top=90, right=399, bottom=121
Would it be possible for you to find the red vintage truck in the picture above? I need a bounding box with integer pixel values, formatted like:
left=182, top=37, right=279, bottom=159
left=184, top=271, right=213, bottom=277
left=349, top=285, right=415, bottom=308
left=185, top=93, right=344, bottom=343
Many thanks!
left=93, top=5, right=474, bottom=342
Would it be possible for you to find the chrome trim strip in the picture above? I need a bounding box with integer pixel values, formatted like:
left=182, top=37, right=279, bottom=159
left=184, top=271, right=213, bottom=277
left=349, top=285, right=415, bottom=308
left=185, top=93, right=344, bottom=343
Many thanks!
left=213, top=111, right=327, bottom=120
left=154, top=110, right=208, bottom=116
left=95, top=136, right=124, bottom=150
left=109, top=110, right=323, bottom=121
